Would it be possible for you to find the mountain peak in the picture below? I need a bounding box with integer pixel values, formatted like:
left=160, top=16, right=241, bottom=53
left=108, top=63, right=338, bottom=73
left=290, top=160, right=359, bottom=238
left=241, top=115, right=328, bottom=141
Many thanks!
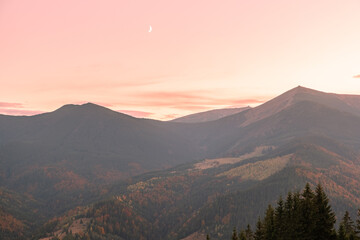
left=52, top=102, right=128, bottom=118
left=238, top=86, right=360, bottom=127
left=285, top=85, right=322, bottom=95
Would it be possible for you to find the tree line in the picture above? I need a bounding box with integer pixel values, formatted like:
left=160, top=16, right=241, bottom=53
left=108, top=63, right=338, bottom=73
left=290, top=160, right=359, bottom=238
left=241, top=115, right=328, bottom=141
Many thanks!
left=210, top=183, right=360, bottom=240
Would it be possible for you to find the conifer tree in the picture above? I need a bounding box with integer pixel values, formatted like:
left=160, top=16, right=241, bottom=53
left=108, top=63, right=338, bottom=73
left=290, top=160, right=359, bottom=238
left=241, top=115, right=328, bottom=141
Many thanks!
left=299, top=183, right=315, bottom=240
left=290, top=191, right=302, bottom=240
left=282, top=192, right=295, bottom=240
left=254, top=217, right=264, bottom=240
left=341, top=211, right=355, bottom=238
left=232, top=227, right=239, bottom=240
left=263, top=205, right=275, bottom=240
left=245, top=224, right=254, bottom=240
left=274, top=196, right=285, bottom=240
left=206, top=234, right=210, bottom=240
left=356, top=209, right=360, bottom=236
left=338, top=224, right=347, bottom=240
left=312, top=184, right=336, bottom=240
left=239, top=230, right=247, bottom=240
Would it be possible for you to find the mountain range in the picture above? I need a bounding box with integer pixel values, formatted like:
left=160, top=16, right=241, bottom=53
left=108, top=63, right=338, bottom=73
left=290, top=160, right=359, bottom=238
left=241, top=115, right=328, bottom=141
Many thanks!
left=1, top=86, right=360, bottom=239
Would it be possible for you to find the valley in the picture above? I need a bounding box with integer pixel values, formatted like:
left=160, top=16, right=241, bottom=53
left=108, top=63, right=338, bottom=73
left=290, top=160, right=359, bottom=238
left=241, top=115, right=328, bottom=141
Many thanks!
left=1, top=86, right=360, bottom=239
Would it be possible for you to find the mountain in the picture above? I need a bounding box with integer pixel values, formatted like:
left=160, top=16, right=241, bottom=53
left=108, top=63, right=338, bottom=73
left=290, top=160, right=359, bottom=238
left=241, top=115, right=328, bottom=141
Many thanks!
left=171, top=107, right=251, bottom=123
left=2, top=86, right=360, bottom=239
left=167, top=86, right=360, bottom=158
left=0, top=103, right=202, bottom=179
left=0, top=102, right=204, bottom=229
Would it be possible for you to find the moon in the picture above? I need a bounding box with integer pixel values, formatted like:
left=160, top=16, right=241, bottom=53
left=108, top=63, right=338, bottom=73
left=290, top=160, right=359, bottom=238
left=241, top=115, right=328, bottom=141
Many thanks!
left=148, top=25, right=152, bottom=33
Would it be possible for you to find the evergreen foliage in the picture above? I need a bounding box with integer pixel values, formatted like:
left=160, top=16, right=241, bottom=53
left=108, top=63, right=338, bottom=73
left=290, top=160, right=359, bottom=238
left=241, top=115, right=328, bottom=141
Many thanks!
left=341, top=211, right=356, bottom=239
left=232, top=227, right=239, bottom=240
left=233, top=183, right=359, bottom=240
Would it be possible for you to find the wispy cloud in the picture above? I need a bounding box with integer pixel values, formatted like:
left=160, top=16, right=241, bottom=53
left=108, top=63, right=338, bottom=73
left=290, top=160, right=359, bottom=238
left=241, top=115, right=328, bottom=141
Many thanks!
left=160, top=114, right=181, bottom=120
left=231, top=99, right=265, bottom=105
left=171, top=105, right=212, bottom=111
left=0, top=108, right=44, bottom=116
left=353, top=74, right=360, bottom=78
left=0, top=102, right=24, bottom=108
left=132, top=91, right=267, bottom=109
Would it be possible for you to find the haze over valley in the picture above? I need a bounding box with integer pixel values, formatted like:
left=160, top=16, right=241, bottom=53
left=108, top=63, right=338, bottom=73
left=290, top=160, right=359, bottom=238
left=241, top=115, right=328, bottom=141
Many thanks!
left=2, top=0, right=360, bottom=239
left=2, top=87, right=360, bottom=239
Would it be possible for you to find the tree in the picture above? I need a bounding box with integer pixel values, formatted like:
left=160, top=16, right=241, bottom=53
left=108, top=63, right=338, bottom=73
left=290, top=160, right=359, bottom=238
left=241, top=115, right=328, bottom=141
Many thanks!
left=232, top=227, right=239, bottom=240
left=239, top=230, right=247, bottom=240
left=290, top=191, right=302, bottom=240
left=274, top=196, right=285, bottom=239
left=356, top=209, right=360, bottom=236
left=312, top=184, right=336, bottom=240
left=206, top=234, right=210, bottom=240
left=254, top=217, right=264, bottom=240
left=245, top=224, right=254, bottom=240
left=341, top=211, right=355, bottom=238
left=338, top=224, right=347, bottom=240
left=299, top=183, right=315, bottom=240
left=263, top=205, right=275, bottom=240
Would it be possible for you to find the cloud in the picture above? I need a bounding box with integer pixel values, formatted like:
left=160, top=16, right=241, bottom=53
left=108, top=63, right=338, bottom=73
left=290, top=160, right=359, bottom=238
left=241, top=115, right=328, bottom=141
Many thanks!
left=117, top=110, right=154, bottom=118
left=132, top=91, right=267, bottom=108
left=0, top=102, right=24, bottom=108
left=0, top=108, right=44, bottom=116
left=231, top=99, right=265, bottom=105
left=159, top=114, right=181, bottom=120
left=353, top=74, right=360, bottom=78
left=171, top=105, right=212, bottom=111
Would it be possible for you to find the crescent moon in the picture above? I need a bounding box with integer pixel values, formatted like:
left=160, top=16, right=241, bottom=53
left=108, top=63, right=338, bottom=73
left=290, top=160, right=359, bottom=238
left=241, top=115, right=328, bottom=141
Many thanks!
left=148, top=25, right=152, bottom=33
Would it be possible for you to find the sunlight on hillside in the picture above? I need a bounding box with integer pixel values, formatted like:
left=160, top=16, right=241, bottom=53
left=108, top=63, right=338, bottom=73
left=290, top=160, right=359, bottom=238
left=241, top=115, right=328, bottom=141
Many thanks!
left=217, top=154, right=292, bottom=181
left=194, top=146, right=273, bottom=170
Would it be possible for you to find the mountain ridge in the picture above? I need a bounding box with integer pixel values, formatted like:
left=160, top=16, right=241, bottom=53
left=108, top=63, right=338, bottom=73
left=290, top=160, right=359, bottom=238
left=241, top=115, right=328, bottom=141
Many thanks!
left=2, top=86, right=360, bottom=239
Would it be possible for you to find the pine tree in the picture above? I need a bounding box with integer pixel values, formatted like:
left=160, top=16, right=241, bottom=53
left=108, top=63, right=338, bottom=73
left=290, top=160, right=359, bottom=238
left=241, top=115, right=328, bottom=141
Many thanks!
left=356, top=209, right=360, bottom=236
left=232, top=227, right=239, bottom=240
left=290, top=191, right=302, bottom=240
left=312, top=184, right=336, bottom=240
left=206, top=234, right=210, bottom=240
left=239, top=230, right=247, bottom=240
left=341, top=211, right=355, bottom=238
left=274, top=196, right=285, bottom=240
left=254, top=217, right=264, bottom=240
left=263, top=205, right=275, bottom=240
left=338, top=224, right=347, bottom=240
left=245, top=224, right=254, bottom=240
left=299, top=183, right=315, bottom=240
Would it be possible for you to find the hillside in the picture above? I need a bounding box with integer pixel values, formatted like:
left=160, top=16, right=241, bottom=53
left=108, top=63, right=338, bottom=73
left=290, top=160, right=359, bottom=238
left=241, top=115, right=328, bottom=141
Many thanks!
left=0, top=103, right=203, bottom=230
left=36, top=139, right=360, bottom=239
left=2, top=86, right=360, bottom=239
left=171, top=107, right=251, bottom=123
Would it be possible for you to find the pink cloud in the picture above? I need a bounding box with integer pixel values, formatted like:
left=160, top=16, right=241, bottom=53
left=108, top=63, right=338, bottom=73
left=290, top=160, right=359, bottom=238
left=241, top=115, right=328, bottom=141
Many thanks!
left=134, top=91, right=267, bottom=108
left=0, top=108, right=44, bottom=116
left=171, top=105, right=212, bottom=111
left=0, top=102, right=24, bottom=108
left=117, top=110, right=153, bottom=118
left=160, top=114, right=181, bottom=120
left=353, top=74, right=360, bottom=78
left=231, top=99, right=265, bottom=105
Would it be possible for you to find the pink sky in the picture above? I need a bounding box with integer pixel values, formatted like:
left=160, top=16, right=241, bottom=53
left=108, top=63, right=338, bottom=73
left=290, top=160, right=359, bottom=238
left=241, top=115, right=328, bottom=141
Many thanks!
left=1, top=0, right=360, bottom=120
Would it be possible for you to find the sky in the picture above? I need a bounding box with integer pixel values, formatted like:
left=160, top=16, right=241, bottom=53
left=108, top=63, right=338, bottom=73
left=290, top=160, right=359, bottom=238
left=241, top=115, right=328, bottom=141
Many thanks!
left=1, top=0, right=360, bottom=120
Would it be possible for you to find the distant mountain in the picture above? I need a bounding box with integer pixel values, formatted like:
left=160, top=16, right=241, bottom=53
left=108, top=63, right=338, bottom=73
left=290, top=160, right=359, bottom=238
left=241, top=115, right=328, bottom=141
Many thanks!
left=0, top=103, right=201, bottom=178
left=171, top=107, right=251, bottom=123
left=3, top=86, right=360, bottom=239
left=0, top=102, right=203, bottom=228
left=168, top=86, right=360, bottom=158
